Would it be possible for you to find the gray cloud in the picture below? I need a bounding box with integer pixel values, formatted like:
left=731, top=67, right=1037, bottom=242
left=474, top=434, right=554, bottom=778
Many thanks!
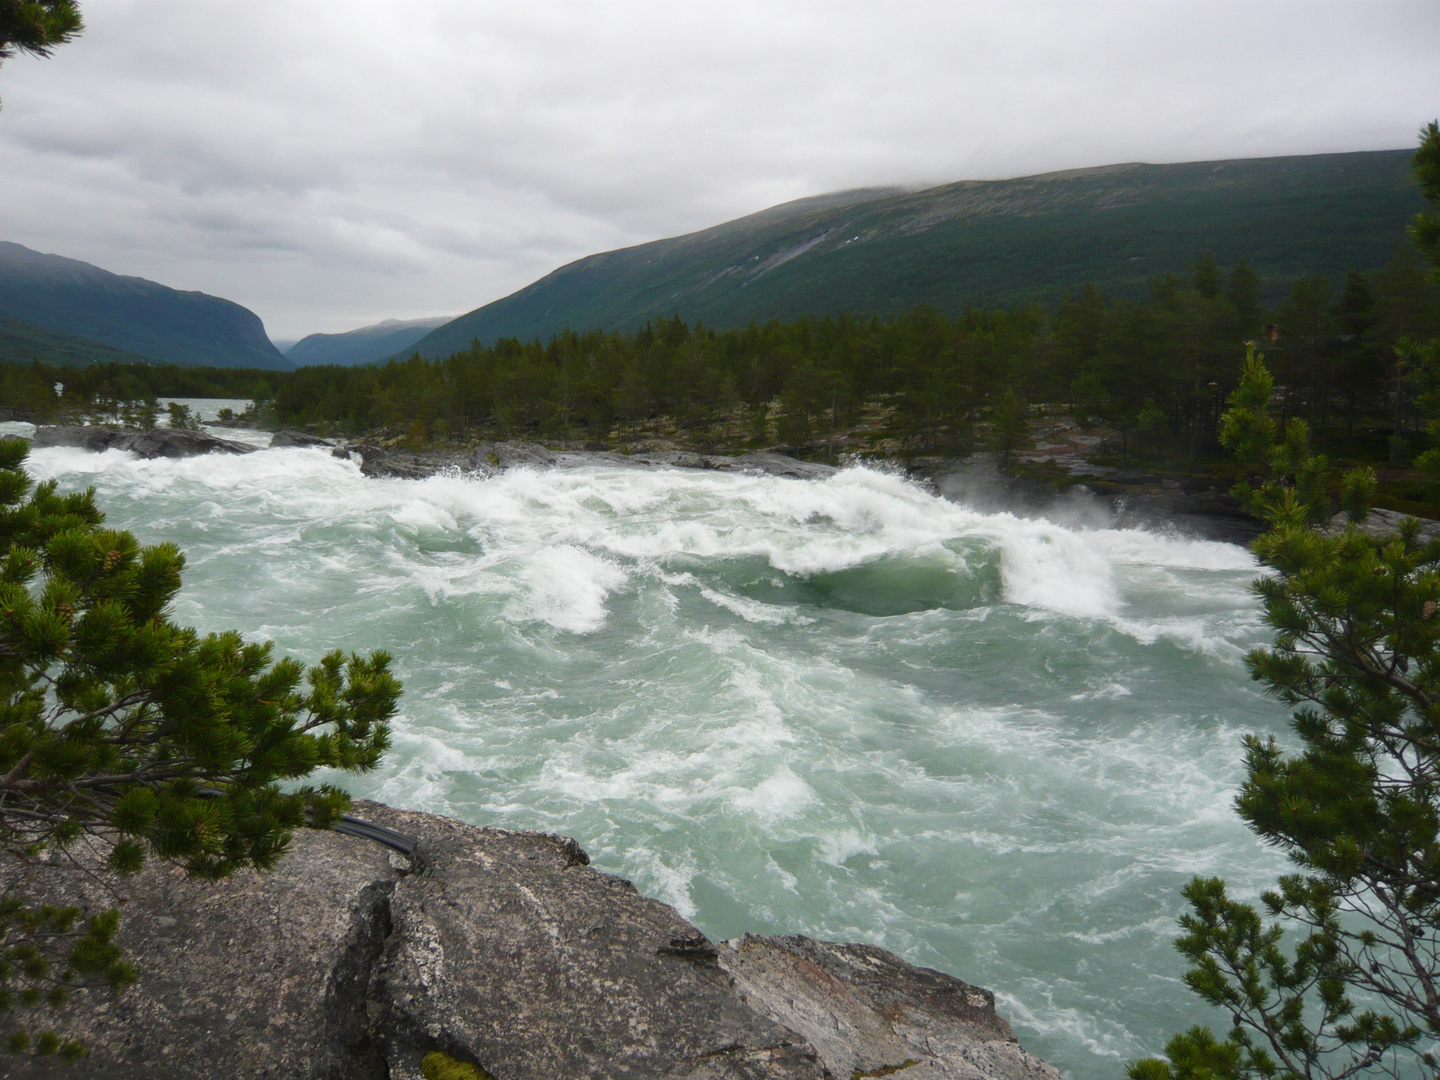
left=0, top=0, right=1435, bottom=340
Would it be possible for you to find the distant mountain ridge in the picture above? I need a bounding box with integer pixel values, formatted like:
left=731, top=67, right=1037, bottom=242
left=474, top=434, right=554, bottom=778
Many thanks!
left=408, top=149, right=1426, bottom=360
left=0, top=242, right=292, bottom=370
left=285, top=315, right=453, bottom=367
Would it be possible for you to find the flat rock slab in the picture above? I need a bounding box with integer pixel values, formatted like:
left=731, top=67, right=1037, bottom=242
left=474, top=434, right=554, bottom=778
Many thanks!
left=31, top=425, right=255, bottom=458
left=0, top=803, right=1058, bottom=1080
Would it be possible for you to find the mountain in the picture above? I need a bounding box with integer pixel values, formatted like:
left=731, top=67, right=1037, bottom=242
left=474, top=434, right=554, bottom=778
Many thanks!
left=409, top=149, right=1426, bottom=359
left=285, top=316, right=453, bottom=367
left=0, top=242, right=293, bottom=370
left=0, top=313, right=164, bottom=368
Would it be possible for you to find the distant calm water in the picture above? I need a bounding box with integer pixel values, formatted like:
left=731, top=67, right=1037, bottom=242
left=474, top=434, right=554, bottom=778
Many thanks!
left=10, top=415, right=1290, bottom=1080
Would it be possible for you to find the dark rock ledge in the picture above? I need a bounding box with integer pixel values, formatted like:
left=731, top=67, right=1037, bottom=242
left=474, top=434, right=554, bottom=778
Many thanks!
left=342, top=440, right=839, bottom=483
left=0, top=802, right=1059, bottom=1080
left=30, top=425, right=256, bottom=459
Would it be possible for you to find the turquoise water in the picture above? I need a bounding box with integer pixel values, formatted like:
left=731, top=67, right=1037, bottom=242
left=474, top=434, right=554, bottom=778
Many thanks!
left=16, top=431, right=1289, bottom=1078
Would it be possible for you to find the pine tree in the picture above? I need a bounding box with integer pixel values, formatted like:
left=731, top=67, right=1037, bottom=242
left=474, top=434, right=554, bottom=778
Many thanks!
left=1127, top=349, right=1438, bottom=1080
left=1227, top=259, right=1264, bottom=336
left=0, top=437, right=399, bottom=1057
left=0, top=1, right=81, bottom=62
left=0, top=0, right=82, bottom=106
left=1194, top=252, right=1223, bottom=301
left=988, top=387, right=1031, bottom=468
left=1410, top=122, right=1440, bottom=285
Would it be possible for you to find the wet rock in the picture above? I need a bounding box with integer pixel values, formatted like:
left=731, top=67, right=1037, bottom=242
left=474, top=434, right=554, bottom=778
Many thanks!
left=269, top=429, right=334, bottom=448
left=471, top=441, right=558, bottom=470
left=0, top=802, right=1056, bottom=1080
left=339, top=440, right=841, bottom=484
left=718, top=935, right=1059, bottom=1080
left=913, top=454, right=1264, bottom=546
left=346, top=443, right=438, bottom=479
left=359, top=803, right=823, bottom=1080
left=30, top=425, right=255, bottom=458
left=634, top=451, right=837, bottom=480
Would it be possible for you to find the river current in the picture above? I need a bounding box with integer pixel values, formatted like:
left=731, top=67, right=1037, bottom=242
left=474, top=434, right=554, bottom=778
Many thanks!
left=7, top=407, right=1291, bottom=1079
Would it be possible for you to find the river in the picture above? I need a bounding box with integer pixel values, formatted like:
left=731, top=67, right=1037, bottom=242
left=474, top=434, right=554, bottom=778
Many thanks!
left=8, top=410, right=1289, bottom=1079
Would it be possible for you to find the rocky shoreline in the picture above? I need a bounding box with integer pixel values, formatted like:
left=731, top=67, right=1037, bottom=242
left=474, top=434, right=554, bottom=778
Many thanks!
left=1, top=803, right=1061, bottom=1080
left=341, top=439, right=1265, bottom=546
left=19, top=423, right=1266, bottom=545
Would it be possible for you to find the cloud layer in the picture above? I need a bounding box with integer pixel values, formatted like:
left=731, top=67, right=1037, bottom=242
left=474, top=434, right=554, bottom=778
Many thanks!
left=1, top=0, right=1435, bottom=340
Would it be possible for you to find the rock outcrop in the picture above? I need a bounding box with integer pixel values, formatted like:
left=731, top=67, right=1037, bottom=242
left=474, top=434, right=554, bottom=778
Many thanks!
left=269, top=429, right=334, bottom=449
left=31, top=425, right=255, bottom=459
left=342, top=440, right=838, bottom=483
left=1321, top=506, right=1440, bottom=543
left=0, top=802, right=1058, bottom=1080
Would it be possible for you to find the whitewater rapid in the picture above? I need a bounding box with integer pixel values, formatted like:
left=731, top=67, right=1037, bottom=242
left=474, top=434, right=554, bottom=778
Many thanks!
left=11, top=423, right=1288, bottom=1079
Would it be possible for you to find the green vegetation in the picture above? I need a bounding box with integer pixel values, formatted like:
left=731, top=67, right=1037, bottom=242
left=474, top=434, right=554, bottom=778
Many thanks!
left=5, top=234, right=1436, bottom=514
left=0, top=316, right=158, bottom=370
left=0, top=437, right=400, bottom=1056
left=412, top=150, right=1427, bottom=360
left=421, top=1051, right=496, bottom=1080
left=0, top=0, right=82, bottom=106
left=260, top=242, right=1433, bottom=486
left=1127, top=350, right=1438, bottom=1080
left=0, top=360, right=286, bottom=422
left=1130, top=122, right=1440, bottom=1080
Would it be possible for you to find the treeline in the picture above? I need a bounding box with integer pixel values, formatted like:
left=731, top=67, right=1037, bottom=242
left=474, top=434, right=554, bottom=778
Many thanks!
left=2, top=249, right=1436, bottom=464
left=0, top=363, right=286, bottom=420
left=260, top=245, right=1438, bottom=459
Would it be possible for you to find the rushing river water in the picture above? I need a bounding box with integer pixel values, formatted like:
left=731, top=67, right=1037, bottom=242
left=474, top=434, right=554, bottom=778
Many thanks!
left=7, top=408, right=1292, bottom=1079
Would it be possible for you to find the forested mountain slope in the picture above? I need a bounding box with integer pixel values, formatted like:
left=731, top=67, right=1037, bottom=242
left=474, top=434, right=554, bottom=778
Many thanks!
left=0, top=313, right=162, bottom=368
left=410, top=149, right=1423, bottom=358
left=286, top=316, right=453, bottom=367
left=0, top=242, right=293, bottom=370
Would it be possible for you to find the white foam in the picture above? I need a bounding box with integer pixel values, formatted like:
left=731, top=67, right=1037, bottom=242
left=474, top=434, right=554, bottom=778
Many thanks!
left=503, top=545, right=628, bottom=634
left=698, top=585, right=797, bottom=625
left=728, top=766, right=818, bottom=824
left=994, top=521, right=1123, bottom=619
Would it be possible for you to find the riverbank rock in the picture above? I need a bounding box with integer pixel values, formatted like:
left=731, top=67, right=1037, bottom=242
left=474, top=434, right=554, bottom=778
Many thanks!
left=31, top=425, right=255, bottom=459
left=909, top=454, right=1264, bottom=546
left=0, top=802, right=1058, bottom=1080
left=269, top=428, right=334, bottom=448
left=1320, top=506, right=1440, bottom=543
left=340, top=440, right=842, bottom=483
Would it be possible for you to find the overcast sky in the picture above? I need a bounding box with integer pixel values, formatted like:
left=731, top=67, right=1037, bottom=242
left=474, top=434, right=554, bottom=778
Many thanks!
left=1, top=1, right=1436, bottom=342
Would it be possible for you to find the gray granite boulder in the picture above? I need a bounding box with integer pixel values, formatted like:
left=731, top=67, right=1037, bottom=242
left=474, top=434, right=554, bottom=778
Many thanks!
left=358, top=803, right=824, bottom=1080
left=0, top=802, right=1060, bottom=1080
left=269, top=429, right=334, bottom=448
left=1, top=828, right=396, bottom=1079
left=718, top=935, right=1057, bottom=1080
